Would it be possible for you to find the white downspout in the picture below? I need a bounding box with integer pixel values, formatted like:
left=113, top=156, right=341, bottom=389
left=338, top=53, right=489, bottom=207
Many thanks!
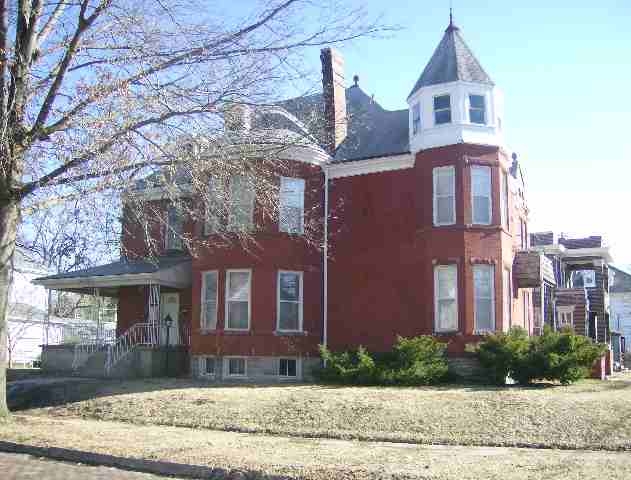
left=323, top=165, right=329, bottom=352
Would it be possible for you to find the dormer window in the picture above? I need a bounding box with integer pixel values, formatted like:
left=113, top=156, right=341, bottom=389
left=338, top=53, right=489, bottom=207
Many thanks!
left=469, top=94, right=486, bottom=124
left=433, top=95, right=451, bottom=125
left=412, top=103, right=421, bottom=134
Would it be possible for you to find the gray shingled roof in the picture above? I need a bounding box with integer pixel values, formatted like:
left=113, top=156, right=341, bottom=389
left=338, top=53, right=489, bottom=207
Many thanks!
left=34, top=255, right=190, bottom=281
left=408, top=23, right=493, bottom=98
left=280, top=86, right=410, bottom=163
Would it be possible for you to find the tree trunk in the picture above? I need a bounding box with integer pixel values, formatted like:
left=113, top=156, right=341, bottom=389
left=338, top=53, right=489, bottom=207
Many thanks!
left=0, top=199, right=19, bottom=417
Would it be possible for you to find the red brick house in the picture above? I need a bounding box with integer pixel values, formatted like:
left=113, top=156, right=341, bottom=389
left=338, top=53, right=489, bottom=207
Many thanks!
left=35, top=18, right=536, bottom=381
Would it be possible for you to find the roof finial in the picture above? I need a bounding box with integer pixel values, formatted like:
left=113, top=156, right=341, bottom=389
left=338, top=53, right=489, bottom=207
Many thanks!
left=449, top=6, right=453, bottom=28
left=353, top=74, right=359, bottom=87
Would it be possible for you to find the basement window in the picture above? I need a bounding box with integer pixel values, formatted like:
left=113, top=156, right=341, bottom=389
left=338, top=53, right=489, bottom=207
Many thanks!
left=201, top=357, right=216, bottom=377
left=279, top=358, right=298, bottom=378
left=433, top=94, right=451, bottom=125
left=226, top=357, right=247, bottom=377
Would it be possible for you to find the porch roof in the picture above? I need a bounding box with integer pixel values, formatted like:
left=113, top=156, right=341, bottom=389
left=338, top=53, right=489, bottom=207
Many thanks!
left=32, top=255, right=192, bottom=296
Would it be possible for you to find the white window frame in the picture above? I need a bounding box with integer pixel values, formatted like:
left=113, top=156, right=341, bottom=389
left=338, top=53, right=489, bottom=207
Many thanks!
left=412, top=102, right=421, bottom=134
left=225, top=269, right=252, bottom=331
left=224, top=356, right=247, bottom=378
left=468, top=94, right=486, bottom=125
left=278, top=357, right=300, bottom=379
left=165, top=205, right=183, bottom=251
left=276, top=270, right=304, bottom=333
left=471, top=165, right=492, bottom=225
left=227, top=175, right=255, bottom=232
left=200, top=356, right=216, bottom=377
left=557, top=306, right=575, bottom=329
left=279, top=177, right=305, bottom=235
left=503, top=268, right=512, bottom=330
left=500, top=171, right=509, bottom=229
left=200, top=270, right=218, bottom=330
left=571, top=269, right=596, bottom=288
left=434, top=264, right=459, bottom=333
left=433, top=166, right=456, bottom=226
left=433, top=93, right=452, bottom=125
left=474, top=264, right=495, bottom=333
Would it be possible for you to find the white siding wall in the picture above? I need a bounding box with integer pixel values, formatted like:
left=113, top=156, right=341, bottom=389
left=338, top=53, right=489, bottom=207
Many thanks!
left=610, top=292, right=631, bottom=351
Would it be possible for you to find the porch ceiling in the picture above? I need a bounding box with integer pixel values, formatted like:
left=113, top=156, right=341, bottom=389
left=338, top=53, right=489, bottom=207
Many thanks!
left=32, top=255, right=192, bottom=296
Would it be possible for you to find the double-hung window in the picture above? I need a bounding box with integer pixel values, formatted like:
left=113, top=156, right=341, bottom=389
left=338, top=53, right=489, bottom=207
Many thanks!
left=412, top=102, right=421, bottom=134
left=433, top=166, right=455, bottom=226
left=500, top=172, right=509, bottom=228
left=204, top=177, right=224, bottom=235
left=226, top=270, right=251, bottom=330
left=165, top=205, right=183, bottom=250
left=471, top=165, right=492, bottom=225
left=279, top=177, right=305, bottom=234
left=227, top=176, right=255, bottom=231
left=557, top=306, right=574, bottom=329
left=469, top=94, right=486, bottom=124
left=433, top=94, right=451, bottom=125
left=277, top=271, right=303, bottom=332
left=201, top=271, right=218, bottom=330
left=474, top=265, right=495, bottom=332
left=503, top=268, right=512, bottom=330
left=434, top=264, right=458, bottom=332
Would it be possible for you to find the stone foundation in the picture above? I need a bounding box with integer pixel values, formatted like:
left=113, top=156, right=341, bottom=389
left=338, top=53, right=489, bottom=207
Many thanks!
left=191, top=355, right=320, bottom=383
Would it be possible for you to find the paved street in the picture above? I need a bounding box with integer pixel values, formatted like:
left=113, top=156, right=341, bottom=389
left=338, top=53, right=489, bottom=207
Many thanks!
left=0, top=452, right=175, bottom=479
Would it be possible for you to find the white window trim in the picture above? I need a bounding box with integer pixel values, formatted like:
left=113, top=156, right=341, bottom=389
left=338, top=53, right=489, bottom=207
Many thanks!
left=500, top=171, right=509, bottom=229
left=434, top=264, right=459, bottom=333
left=200, top=270, right=218, bottom=330
left=276, top=270, right=304, bottom=333
left=474, top=264, right=496, bottom=333
left=471, top=165, right=492, bottom=226
left=278, top=357, right=301, bottom=380
left=468, top=94, right=486, bottom=125
left=433, top=166, right=456, bottom=226
left=225, top=269, right=252, bottom=331
left=279, top=176, right=305, bottom=235
left=557, top=306, right=575, bottom=328
left=433, top=93, right=452, bottom=126
left=200, top=356, right=216, bottom=378
left=412, top=102, right=421, bottom=135
left=224, top=356, right=248, bottom=378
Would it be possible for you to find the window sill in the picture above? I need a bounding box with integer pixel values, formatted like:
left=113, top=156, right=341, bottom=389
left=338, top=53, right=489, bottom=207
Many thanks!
left=434, top=330, right=460, bottom=336
left=200, top=328, right=218, bottom=335
left=274, top=330, right=307, bottom=336
left=224, top=329, right=251, bottom=335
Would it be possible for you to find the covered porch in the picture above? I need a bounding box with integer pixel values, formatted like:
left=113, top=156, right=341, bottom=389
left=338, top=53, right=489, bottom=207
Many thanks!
left=33, top=255, right=192, bottom=377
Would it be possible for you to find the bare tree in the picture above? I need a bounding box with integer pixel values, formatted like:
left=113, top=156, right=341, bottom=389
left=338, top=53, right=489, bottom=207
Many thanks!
left=0, top=0, right=386, bottom=415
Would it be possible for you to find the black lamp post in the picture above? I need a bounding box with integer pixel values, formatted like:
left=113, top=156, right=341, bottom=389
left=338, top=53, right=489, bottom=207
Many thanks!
left=164, top=314, right=173, bottom=376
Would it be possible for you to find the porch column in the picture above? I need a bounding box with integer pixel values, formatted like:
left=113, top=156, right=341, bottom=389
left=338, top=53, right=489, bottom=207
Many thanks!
left=94, top=287, right=102, bottom=344
left=148, top=283, right=161, bottom=345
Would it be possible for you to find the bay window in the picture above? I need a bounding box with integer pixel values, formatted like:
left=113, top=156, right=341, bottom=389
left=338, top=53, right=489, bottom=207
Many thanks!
left=433, top=166, right=455, bottom=226
left=474, top=264, right=495, bottom=332
left=433, top=94, right=451, bottom=125
left=471, top=165, right=492, bottom=225
left=434, top=264, right=458, bottom=332
left=469, top=94, right=486, bottom=124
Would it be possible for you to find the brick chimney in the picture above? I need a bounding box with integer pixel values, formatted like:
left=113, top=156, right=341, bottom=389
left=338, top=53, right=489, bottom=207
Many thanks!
left=320, top=48, right=347, bottom=154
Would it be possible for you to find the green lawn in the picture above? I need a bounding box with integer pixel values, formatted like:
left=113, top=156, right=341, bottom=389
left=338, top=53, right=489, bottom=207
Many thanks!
left=28, top=374, right=631, bottom=451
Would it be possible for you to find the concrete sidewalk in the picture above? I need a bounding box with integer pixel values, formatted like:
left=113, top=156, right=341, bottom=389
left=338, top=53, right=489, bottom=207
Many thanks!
left=2, top=415, right=631, bottom=479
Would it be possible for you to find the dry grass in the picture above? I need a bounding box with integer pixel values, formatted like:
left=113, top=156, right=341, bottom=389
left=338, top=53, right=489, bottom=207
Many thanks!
left=26, top=374, right=631, bottom=451
left=2, top=415, right=631, bottom=480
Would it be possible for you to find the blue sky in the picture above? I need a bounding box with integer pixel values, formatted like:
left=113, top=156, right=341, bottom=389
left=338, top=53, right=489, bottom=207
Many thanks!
left=326, top=1, right=631, bottom=264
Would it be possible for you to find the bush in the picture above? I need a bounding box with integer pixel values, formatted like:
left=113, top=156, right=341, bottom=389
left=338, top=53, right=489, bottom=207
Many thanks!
left=316, top=336, right=449, bottom=386
left=477, top=326, right=607, bottom=385
left=477, top=327, right=530, bottom=385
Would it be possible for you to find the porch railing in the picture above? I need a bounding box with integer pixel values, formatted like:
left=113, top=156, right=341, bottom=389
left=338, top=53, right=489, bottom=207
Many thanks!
left=70, top=323, right=116, bottom=371
left=105, top=321, right=191, bottom=375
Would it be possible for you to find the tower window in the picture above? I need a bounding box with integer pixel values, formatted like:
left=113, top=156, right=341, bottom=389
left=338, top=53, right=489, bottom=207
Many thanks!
left=412, top=102, right=421, bottom=134
left=433, top=95, right=451, bottom=125
left=469, top=94, right=486, bottom=124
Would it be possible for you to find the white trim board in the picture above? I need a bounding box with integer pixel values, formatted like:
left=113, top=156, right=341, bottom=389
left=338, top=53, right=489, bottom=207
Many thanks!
left=327, top=153, right=414, bottom=179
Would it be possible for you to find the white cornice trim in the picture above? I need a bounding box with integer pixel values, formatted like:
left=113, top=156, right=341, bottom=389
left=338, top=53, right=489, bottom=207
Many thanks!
left=327, top=153, right=414, bottom=179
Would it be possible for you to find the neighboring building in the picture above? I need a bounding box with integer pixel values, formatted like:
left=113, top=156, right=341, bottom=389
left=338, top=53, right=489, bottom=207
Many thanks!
left=609, top=265, right=631, bottom=366
left=529, top=232, right=617, bottom=366
left=35, top=17, right=537, bottom=380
